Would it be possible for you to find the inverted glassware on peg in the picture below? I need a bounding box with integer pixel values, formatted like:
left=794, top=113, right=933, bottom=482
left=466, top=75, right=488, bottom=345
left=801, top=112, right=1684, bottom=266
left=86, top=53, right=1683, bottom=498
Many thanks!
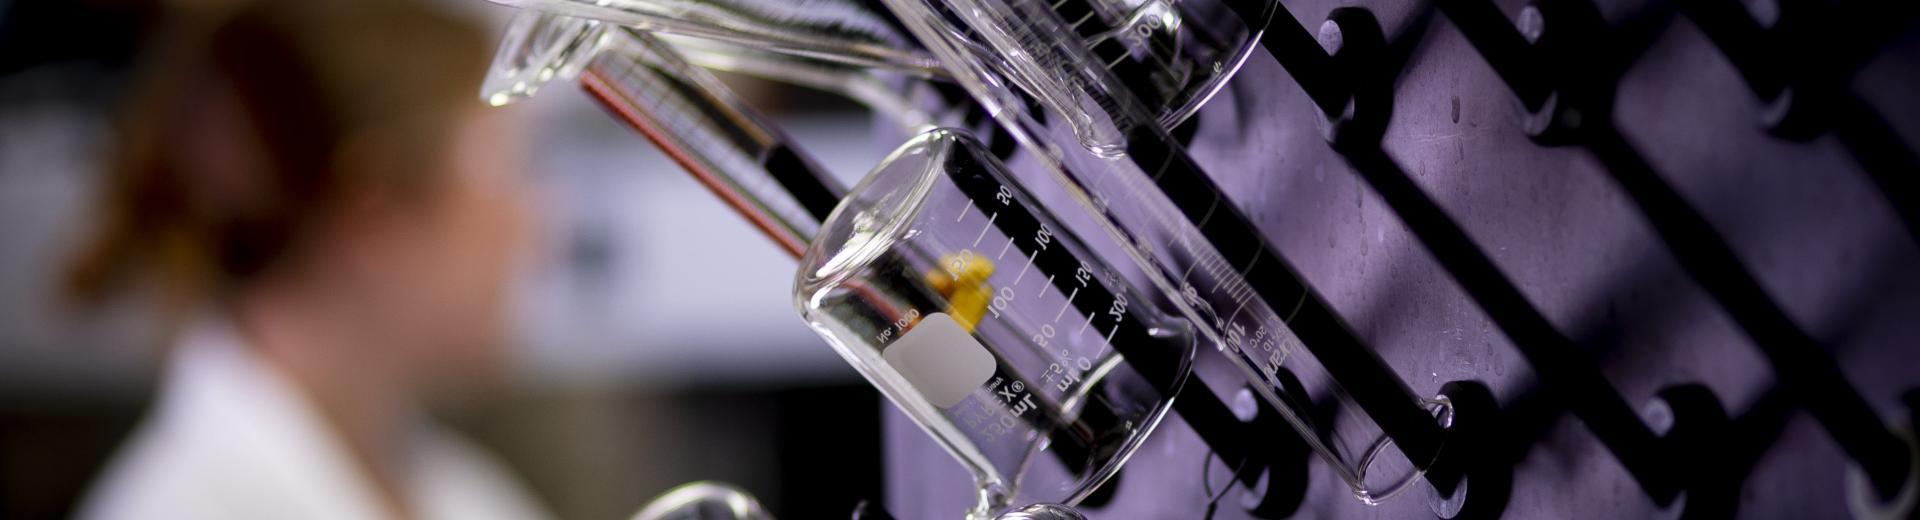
left=481, top=12, right=846, bottom=256
left=654, top=33, right=939, bottom=131
left=795, top=128, right=1196, bottom=518
left=480, top=13, right=1194, bottom=517
left=481, top=0, right=945, bottom=76
left=480, top=0, right=1277, bottom=127
left=475, top=0, right=951, bottom=131
left=1022, top=0, right=1281, bottom=127
left=875, top=0, right=1458, bottom=505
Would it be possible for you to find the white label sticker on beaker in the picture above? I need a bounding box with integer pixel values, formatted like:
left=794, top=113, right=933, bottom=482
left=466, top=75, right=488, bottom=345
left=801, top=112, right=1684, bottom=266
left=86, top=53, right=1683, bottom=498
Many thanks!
left=883, top=312, right=996, bottom=408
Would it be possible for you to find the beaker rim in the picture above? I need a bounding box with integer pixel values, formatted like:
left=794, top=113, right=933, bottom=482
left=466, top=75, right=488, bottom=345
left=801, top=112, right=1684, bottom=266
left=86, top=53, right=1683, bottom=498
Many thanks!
left=796, top=128, right=976, bottom=298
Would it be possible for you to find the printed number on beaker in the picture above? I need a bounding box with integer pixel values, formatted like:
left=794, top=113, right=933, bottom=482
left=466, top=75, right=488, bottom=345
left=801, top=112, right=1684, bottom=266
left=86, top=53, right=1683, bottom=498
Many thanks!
left=873, top=308, right=922, bottom=344
left=989, top=287, right=1015, bottom=318
left=945, top=250, right=977, bottom=279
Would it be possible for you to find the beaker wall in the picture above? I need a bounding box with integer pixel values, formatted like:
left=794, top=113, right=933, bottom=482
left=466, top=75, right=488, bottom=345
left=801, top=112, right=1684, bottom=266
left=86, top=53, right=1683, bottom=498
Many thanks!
left=795, top=129, right=1194, bottom=517
left=880, top=0, right=1453, bottom=502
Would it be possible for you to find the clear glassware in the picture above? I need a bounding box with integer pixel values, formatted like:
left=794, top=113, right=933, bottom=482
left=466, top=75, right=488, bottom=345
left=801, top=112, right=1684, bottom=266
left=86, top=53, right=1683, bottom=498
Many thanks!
left=477, top=0, right=1275, bottom=127
left=481, top=0, right=945, bottom=76
left=875, top=0, right=1455, bottom=504
left=481, top=10, right=606, bottom=107
left=795, top=129, right=1195, bottom=518
left=630, top=482, right=773, bottom=520
left=657, top=34, right=937, bottom=130
left=1034, top=0, right=1278, bottom=127
left=483, top=13, right=844, bottom=256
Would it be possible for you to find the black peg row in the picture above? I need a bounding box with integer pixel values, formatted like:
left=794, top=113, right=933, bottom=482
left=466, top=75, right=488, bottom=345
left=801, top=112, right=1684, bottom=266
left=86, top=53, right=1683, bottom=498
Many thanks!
left=891, top=0, right=1916, bottom=515
left=1184, top=0, right=1920, bottom=514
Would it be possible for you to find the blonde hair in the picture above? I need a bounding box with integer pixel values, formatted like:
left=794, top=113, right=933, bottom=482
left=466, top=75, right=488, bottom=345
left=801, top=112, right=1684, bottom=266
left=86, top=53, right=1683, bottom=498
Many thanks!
left=66, top=0, right=493, bottom=315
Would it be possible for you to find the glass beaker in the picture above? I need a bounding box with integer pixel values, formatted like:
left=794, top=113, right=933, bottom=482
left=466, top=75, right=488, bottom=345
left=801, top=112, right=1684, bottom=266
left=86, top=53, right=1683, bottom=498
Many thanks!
left=631, top=482, right=772, bottom=520
left=1035, top=0, right=1277, bottom=128
left=876, top=0, right=1455, bottom=504
left=481, top=10, right=606, bottom=107
left=477, top=0, right=1275, bottom=129
left=482, top=0, right=944, bottom=76
left=795, top=128, right=1195, bottom=518
left=482, top=14, right=847, bottom=257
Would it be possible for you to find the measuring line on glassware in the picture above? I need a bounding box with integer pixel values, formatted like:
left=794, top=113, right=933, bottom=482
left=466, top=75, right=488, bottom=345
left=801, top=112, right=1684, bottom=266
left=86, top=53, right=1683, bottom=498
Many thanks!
left=883, top=0, right=1455, bottom=500
left=937, top=167, right=1167, bottom=404
left=579, top=27, right=841, bottom=257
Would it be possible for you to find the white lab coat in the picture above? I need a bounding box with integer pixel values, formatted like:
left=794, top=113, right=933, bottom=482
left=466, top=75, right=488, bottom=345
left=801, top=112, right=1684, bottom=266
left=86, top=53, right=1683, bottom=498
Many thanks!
left=77, top=321, right=553, bottom=520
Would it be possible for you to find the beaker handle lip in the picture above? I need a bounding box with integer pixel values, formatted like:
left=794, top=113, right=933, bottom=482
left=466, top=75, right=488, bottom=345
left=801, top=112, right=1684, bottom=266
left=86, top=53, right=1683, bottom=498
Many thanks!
left=1351, top=395, right=1455, bottom=506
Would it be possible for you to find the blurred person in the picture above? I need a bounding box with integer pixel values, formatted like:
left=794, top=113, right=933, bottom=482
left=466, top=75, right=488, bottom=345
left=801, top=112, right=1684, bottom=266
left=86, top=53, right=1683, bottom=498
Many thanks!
left=62, top=1, right=550, bottom=519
